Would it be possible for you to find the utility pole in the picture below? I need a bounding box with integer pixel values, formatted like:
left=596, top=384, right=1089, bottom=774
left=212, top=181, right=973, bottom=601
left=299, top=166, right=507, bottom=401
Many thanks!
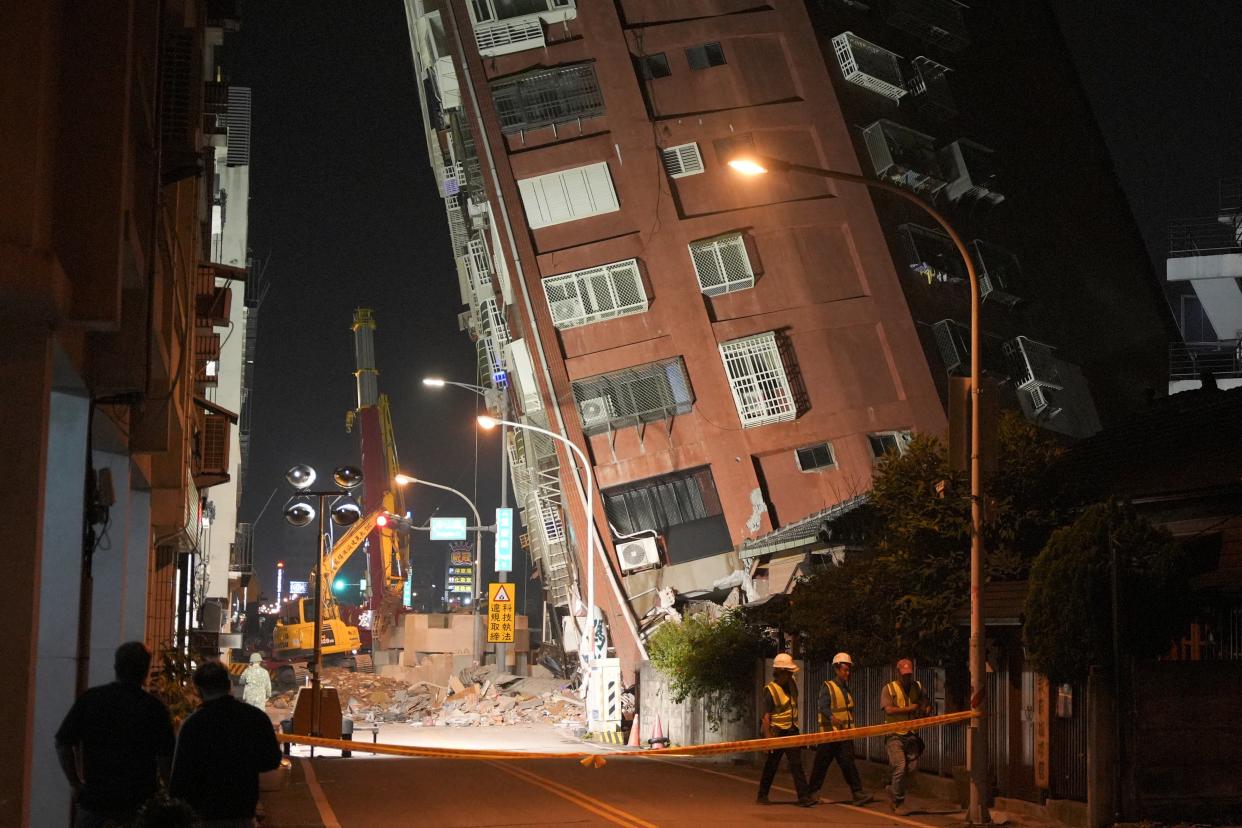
left=495, top=388, right=510, bottom=671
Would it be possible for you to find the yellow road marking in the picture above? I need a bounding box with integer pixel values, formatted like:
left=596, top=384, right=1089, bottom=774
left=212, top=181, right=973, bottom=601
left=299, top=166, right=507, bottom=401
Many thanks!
left=299, top=758, right=342, bottom=828
left=488, top=761, right=660, bottom=828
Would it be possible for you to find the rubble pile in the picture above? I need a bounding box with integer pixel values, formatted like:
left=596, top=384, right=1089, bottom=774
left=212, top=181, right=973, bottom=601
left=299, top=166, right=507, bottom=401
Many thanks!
left=267, top=664, right=584, bottom=728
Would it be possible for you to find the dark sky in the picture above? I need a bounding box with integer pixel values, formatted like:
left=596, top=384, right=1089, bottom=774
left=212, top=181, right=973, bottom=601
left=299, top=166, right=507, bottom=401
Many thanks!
left=228, top=2, right=1241, bottom=605
left=230, top=2, right=502, bottom=604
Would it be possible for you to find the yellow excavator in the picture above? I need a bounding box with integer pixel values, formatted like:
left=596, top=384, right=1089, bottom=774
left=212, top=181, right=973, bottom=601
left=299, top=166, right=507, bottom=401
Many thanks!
left=272, top=507, right=392, bottom=679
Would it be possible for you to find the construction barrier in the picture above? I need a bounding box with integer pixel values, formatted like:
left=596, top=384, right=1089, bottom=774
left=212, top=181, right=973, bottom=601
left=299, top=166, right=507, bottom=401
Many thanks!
left=276, top=709, right=979, bottom=766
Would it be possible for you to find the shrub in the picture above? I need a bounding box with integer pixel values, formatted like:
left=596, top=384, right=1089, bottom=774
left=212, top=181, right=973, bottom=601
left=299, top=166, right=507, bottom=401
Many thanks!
left=647, top=610, right=765, bottom=727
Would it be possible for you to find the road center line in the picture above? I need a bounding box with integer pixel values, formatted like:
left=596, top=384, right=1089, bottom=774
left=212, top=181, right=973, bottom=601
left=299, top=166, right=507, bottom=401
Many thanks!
left=487, top=761, right=658, bottom=828
left=299, top=758, right=343, bottom=828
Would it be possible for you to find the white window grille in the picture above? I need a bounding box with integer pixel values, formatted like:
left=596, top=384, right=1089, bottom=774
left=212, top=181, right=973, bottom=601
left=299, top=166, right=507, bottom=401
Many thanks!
left=466, top=235, right=492, bottom=291
left=868, top=430, right=912, bottom=458
left=689, top=233, right=754, bottom=296
left=517, top=162, right=619, bottom=229
left=474, top=18, right=545, bottom=57
left=571, top=358, right=694, bottom=435
left=441, top=162, right=463, bottom=198
left=718, top=332, right=796, bottom=428
left=831, top=32, right=907, bottom=102
left=543, top=259, right=648, bottom=329
left=661, top=143, right=705, bottom=178
left=490, top=63, right=604, bottom=134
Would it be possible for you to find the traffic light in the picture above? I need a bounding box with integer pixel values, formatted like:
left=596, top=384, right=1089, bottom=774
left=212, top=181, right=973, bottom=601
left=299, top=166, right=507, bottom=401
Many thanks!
left=376, top=513, right=390, bottom=528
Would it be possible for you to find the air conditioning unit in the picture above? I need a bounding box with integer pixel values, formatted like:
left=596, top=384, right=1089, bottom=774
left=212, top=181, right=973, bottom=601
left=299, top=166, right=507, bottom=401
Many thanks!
left=616, top=536, right=661, bottom=573
left=579, top=396, right=615, bottom=429
left=550, top=297, right=585, bottom=326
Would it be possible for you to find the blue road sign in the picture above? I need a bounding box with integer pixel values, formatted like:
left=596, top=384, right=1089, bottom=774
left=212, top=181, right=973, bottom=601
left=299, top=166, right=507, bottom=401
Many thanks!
left=430, top=516, right=468, bottom=541
left=495, top=507, right=514, bottom=572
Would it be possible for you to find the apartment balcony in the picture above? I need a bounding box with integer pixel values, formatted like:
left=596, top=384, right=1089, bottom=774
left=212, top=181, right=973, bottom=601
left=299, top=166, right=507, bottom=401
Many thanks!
left=861, top=120, right=946, bottom=198
left=972, top=239, right=1023, bottom=306
left=906, top=56, right=956, bottom=121
left=931, top=319, right=1009, bottom=377
left=195, top=332, right=221, bottom=386
left=230, top=522, right=253, bottom=575
left=939, top=139, right=1003, bottom=204
left=1170, top=341, right=1242, bottom=383
left=465, top=234, right=492, bottom=295
left=472, top=0, right=575, bottom=57
left=1004, top=336, right=1062, bottom=391
left=831, top=32, right=907, bottom=102
left=887, top=0, right=970, bottom=52
left=899, top=223, right=964, bottom=284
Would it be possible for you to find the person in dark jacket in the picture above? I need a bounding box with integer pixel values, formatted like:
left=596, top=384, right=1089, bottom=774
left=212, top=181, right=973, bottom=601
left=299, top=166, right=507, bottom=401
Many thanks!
left=170, top=660, right=282, bottom=827
left=55, top=641, right=175, bottom=827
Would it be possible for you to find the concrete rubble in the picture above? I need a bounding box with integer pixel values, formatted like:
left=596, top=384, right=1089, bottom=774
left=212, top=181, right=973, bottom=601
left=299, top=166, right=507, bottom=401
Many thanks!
left=267, top=663, right=584, bottom=729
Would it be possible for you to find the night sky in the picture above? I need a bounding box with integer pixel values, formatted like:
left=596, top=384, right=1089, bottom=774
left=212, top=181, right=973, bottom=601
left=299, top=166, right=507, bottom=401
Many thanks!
left=228, top=3, right=1241, bottom=608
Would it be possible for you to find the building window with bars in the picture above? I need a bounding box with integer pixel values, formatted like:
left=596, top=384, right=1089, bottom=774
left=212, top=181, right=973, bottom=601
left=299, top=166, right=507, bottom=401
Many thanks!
left=603, top=466, right=732, bottom=565
left=571, top=358, right=694, bottom=436
left=868, top=430, right=912, bottom=458
left=719, top=332, right=797, bottom=427
left=662, top=143, right=704, bottom=178
left=796, top=442, right=835, bottom=471
left=543, top=259, right=648, bottom=329
left=689, top=232, right=755, bottom=296
left=490, top=63, right=604, bottom=134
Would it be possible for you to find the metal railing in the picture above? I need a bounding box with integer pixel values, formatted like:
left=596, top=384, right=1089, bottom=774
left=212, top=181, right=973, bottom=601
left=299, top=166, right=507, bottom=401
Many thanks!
left=230, top=522, right=253, bottom=574
left=1168, top=215, right=1242, bottom=256
left=1169, top=341, right=1242, bottom=381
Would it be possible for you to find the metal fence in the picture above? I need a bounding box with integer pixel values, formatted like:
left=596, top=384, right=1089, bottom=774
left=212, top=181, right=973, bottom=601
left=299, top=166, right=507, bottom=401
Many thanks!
left=1048, top=681, right=1088, bottom=801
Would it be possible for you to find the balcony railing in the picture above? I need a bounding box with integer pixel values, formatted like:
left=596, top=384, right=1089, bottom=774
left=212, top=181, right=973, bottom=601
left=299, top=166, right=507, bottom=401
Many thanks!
left=861, top=120, right=946, bottom=198
left=1004, top=336, right=1062, bottom=390
left=887, top=0, right=970, bottom=52
left=1169, top=216, right=1242, bottom=256
left=832, top=32, right=907, bottom=102
left=939, top=139, right=1003, bottom=204
left=1170, top=341, right=1242, bottom=381
left=230, top=523, right=253, bottom=574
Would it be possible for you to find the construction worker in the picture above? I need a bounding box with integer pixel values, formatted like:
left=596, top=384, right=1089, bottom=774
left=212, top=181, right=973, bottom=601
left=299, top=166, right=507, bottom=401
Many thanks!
left=757, top=653, right=814, bottom=807
left=880, top=658, right=934, bottom=814
left=806, top=652, right=873, bottom=806
left=240, top=652, right=272, bottom=711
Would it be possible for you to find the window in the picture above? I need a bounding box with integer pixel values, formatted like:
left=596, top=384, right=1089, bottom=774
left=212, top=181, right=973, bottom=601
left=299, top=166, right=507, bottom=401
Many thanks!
left=796, top=443, right=835, bottom=471
left=719, top=332, right=797, bottom=427
left=685, top=42, right=726, bottom=70
left=571, top=358, right=694, bottom=436
left=490, top=63, right=604, bottom=134
left=543, top=259, right=648, bottom=329
left=517, top=162, right=619, bottom=229
left=661, top=143, right=705, bottom=179
left=868, top=430, right=911, bottom=458
left=636, top=53, right=670, bottom=80
left=689, top=232, right=754, bottom=296
left=471, top=0, right=572, bottom=23
left=604, top=467, right=732, bottom=565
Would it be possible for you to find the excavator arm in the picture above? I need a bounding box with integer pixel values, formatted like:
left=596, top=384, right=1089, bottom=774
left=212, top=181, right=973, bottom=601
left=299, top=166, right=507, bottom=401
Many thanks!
left=319, top=507, right=388, bottom=614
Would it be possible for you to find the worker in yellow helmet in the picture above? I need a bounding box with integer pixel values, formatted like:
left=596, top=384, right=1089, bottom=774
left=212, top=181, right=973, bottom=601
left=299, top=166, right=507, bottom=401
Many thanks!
left=756, top=653, right=814, bottom=807
left=880, top=658, right=934, bottom=814
left=806, top=652, right=873, bottom=806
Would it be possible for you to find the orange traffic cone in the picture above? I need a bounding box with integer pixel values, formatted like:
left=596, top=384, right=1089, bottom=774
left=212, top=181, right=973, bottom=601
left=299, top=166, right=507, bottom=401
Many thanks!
left=648, top=714, right=669, bottom=748
left=627, top=715, right=642, bottom=747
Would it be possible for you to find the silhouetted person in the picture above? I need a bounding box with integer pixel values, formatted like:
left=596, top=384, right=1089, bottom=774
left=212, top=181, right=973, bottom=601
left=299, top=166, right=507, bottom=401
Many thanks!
left=171, top=660, right=281, bottom=827
left=55, top=641, right=175, bottom=827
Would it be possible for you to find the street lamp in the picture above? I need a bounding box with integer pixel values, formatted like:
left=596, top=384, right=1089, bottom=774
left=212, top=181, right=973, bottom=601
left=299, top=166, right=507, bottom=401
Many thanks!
left=392, top=472, right=486, bottom=665
left=423, top=374, right=514, bottom=670
left=282, top=463, right=365, bottom=738
left=476, top=416, right=602, bottom=676
left=729, top=152, right=989, bottom=825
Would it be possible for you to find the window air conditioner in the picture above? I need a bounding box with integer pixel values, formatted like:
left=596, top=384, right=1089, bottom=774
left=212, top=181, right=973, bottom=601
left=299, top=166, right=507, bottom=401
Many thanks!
left=579, top=396, right=615, bottom=429
left=550, top=297, right=585, bottom=325
left=616, top=536, right=661, bottom=573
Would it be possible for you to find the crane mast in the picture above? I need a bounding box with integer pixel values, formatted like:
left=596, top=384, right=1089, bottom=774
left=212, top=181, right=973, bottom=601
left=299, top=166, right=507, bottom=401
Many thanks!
left=350, top=309, right=408, bottom=639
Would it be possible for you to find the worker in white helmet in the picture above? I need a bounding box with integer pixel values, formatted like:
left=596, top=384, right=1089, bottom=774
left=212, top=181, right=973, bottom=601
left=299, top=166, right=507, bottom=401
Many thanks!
left=807, top=652, right=873, bottom=806
left=240, top=652, right=272, bottom=711
left=756, top=653, right=814, bottom=807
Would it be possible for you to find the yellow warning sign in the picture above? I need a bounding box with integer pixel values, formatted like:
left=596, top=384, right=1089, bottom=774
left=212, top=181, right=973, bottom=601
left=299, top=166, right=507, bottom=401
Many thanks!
left=487, top=582, right=515, bottom=644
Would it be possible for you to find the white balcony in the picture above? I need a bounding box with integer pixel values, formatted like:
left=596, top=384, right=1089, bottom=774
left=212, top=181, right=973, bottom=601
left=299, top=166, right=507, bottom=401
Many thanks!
left=1004, top=336, right=1062, bottom=391
left=971, top=240, right=1022, bottom=306
left=475, top=17, right=545, bottom=57
left=831, top=32, right=907, bottom=102
left=861, top=120, right=946, bottom=198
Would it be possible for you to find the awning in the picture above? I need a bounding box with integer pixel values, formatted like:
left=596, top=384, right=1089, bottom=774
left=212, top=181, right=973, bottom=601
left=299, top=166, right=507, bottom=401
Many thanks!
left=194, top=395, right=239, bottom=423
left=738, top=494, right=870, bottom=560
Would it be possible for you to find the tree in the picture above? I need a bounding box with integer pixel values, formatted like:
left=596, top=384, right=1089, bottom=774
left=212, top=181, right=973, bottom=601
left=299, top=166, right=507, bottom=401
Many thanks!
left=1023, top=499, right=1189, bottom=683
left=647, top=609, right=766, bottom=727
left=786, top=413, right=1074, bottom=666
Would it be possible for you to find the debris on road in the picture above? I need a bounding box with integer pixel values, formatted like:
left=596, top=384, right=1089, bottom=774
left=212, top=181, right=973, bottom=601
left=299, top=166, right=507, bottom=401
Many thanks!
left=267, top=664, right=585, bottom=728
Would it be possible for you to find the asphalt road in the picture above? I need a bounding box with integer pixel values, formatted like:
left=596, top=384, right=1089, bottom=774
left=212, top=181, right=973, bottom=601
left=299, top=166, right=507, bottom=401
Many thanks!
left=263, top=753, right=969, bottom=827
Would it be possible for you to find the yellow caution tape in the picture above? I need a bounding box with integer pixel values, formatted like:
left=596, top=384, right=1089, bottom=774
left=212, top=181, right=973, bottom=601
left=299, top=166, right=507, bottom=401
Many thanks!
left=277, top=709, right=978, bottom=765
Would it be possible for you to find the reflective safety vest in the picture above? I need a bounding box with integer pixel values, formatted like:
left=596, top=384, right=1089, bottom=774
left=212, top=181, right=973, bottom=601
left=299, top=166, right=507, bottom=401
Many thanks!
left=884, top=680, right=925, bottom=735
left=765, top=681, right=798, bottom=731
left=818, top=679, right=855, bottom=732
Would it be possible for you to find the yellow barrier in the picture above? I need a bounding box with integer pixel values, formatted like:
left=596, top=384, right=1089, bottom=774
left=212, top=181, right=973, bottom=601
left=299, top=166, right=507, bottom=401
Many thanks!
left=276, top=709, right=979, bottom=766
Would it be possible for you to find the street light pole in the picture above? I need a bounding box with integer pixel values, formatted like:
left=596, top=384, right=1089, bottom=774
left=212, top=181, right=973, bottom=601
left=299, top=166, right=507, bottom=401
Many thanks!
left=311, top=494, right=326, bottom=737
left=393, top=473, right=484, bottom=665
left=729, top=155, right=989, bottom=825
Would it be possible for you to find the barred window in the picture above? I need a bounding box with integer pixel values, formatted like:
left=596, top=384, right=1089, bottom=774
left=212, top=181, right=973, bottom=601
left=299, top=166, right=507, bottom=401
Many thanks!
left=490, top=63, right=604, bottom=134
left=689, top=232, right=754, bottom=296
left=572, top=358, right=694, bottom=436
left=543, top=259, right=648, bottom=329
left=662, top=143, right=704, bottom=179
left=719, top=332, right=796, bottom=427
